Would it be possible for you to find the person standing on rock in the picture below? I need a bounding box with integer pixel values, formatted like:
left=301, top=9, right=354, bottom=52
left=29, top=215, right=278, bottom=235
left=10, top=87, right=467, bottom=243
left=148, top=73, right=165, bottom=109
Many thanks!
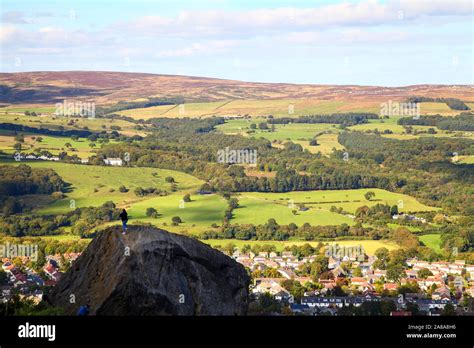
left=119, top=209, right=128, bottom=235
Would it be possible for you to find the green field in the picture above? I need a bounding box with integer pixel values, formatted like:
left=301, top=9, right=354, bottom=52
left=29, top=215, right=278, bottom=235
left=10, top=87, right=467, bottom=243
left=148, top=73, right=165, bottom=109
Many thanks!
left=2, top=161, right=203, bottom=215
left=1, top=160, right=438, bottom=236
left=348, top=117, right=473, bottom=141
left=457, top=155, right=474, bottom=164
left=419, top=102, right=459, bottom=116
left=233, top=189, right=437, bottom=226
left=418, top=234, right=443, bottom=253
left=0, top=105, right=56, bottom=114
left=217, top=119, right=344, bottom=155
left=0, top=113, right=144, bottom=137
left=77, top=187, right=438, bottom=235
left=116, top=99, right=382, bottom=119
left=0, top=133, right=103, bottom=159
left=203, top=238, right=400, bottom=255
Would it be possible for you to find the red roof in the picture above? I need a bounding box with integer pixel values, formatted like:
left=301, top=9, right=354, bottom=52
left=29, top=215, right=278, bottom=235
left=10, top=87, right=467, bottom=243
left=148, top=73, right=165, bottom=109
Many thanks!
left=384, top=283, right=398, bottom=290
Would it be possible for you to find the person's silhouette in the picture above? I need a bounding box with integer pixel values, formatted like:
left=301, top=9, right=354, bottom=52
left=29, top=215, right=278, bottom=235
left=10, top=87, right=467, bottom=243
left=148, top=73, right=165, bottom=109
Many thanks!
left=119, top=209, right=128, bottom=235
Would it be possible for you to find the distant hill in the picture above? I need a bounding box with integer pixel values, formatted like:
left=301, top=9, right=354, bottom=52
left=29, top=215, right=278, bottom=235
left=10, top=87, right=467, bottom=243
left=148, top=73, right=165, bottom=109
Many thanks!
left=0, top=71, right=472, bottom=105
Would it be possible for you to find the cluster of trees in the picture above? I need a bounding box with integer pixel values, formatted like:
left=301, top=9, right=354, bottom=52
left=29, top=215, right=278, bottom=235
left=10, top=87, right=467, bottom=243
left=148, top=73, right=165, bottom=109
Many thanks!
left=0, top=165, right=66, bottom=196
left=146, top=117, right=225, bottom=133
left=398, top=113, right=474, bottom=131
left=0, top=201, right=121, bottom=237
left=0, top=123, right=93, bottom=138
left=439, top=217, right=474, bottom=254
left=134, top=187, right=168, bottom=197
left=222, top=195, right=239, bottom=224
left=355, top=204, right=398, bottom=222
left=338, top=131, right=474, bottom=215
left=267, top=113, right=379, bottom=126
left=406, top=97, right=470, bottom=110
left=200, top=220, right=391, bottom=241
left=98, top=118, right=398, bottom=196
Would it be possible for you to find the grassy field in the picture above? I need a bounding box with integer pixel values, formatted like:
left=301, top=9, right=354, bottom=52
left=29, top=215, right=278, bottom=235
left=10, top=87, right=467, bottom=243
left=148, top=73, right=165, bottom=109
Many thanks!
left=216, top=119, right=344, bottom=155
left=203, top=238, right=400, bottom=255
left=348, top=117, right=474, bottom=140
left=0, top=133, right=104, bottom=159
left=2, top=160, right=203, bottom=214
left=116, top=99, right=382, bottom=119
left=233, top=189, right=437, bottom=224
left=1, top=159, right=437, bottom=236
left=418, top=234, right=442, bottom=253
left=457, top=155, right=474, bottom=164
left=234, top=192, right=356, bottom=226
left=83, top=187, right=437, bottom=235
left=419, top=102, right=459, bottom=116
left=0, top=105, right=57, bottom=114
left=0, top=113, right=144, bottom=137
left=126, top=193, right=227, bottom=233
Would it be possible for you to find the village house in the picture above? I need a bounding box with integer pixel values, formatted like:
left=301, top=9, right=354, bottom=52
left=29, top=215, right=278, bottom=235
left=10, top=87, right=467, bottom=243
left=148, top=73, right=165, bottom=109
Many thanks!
left=252, top=279, right=288, bottom=297
left=43, top=261, right=61, bottom=282
left=431, top=285, right=451, bottom=301
left=383, top=283, right=399, bottom=292
left=278, top=268, right=296, bottom=279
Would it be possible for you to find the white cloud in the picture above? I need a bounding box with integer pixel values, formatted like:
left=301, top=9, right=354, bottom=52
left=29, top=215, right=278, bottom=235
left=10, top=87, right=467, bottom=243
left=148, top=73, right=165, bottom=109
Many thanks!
left=116, top=0, right=473, bottom=39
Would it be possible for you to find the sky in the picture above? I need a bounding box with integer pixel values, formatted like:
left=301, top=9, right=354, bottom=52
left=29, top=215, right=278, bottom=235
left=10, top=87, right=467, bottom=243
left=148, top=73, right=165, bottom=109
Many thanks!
left=0, top=0, right=473, bottom=86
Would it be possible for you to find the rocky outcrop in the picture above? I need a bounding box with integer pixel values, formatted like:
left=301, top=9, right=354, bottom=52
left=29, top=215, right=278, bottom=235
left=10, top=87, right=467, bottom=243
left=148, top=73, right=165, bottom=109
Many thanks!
left=46, top=226, right=249, bottom=315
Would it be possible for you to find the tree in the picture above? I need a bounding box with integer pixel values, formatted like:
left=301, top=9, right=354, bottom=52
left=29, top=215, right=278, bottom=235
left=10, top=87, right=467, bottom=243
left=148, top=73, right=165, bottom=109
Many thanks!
left=386, top=263, right=404, bottom=282
left=310, top=256, right=329, bottom=280
left=165, top=176, right=175, bottom=183
left=364, top=191, right=375, bottom=201
left=417, top=268, right=433, bottom=279
left=171, top=216, right=182, bottom=225
left=433, top=214, right=446, bottom=224
left=352, top=267, right=362, bottom=277
left=249, top=123, right=257, bottom=130
left=118, top=185, right=128, bottom=193
left=183, top=194, right=191, bottom=202
left=392, top=227, right=419, bottom=249
left=309, top=139, right=318, bottom=146
left=0, top=269, right=8, bottom=285
left=374, top=247, right=390, bottom=269
left=390, top=205, right=398, bottom=216
left=146, top=207, right=158, bottom=218
left=441, top=303, right=456, bottom=316
left=380, top=300, right=397, bottom=315
left=228, top=198, right=239, bottom=209
left=223, top=242, right=235, bottom=255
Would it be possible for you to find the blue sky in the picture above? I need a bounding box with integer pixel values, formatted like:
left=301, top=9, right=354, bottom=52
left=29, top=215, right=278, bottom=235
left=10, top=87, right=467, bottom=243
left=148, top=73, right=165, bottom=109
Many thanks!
left=1, top=0, right=472, bottom=86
